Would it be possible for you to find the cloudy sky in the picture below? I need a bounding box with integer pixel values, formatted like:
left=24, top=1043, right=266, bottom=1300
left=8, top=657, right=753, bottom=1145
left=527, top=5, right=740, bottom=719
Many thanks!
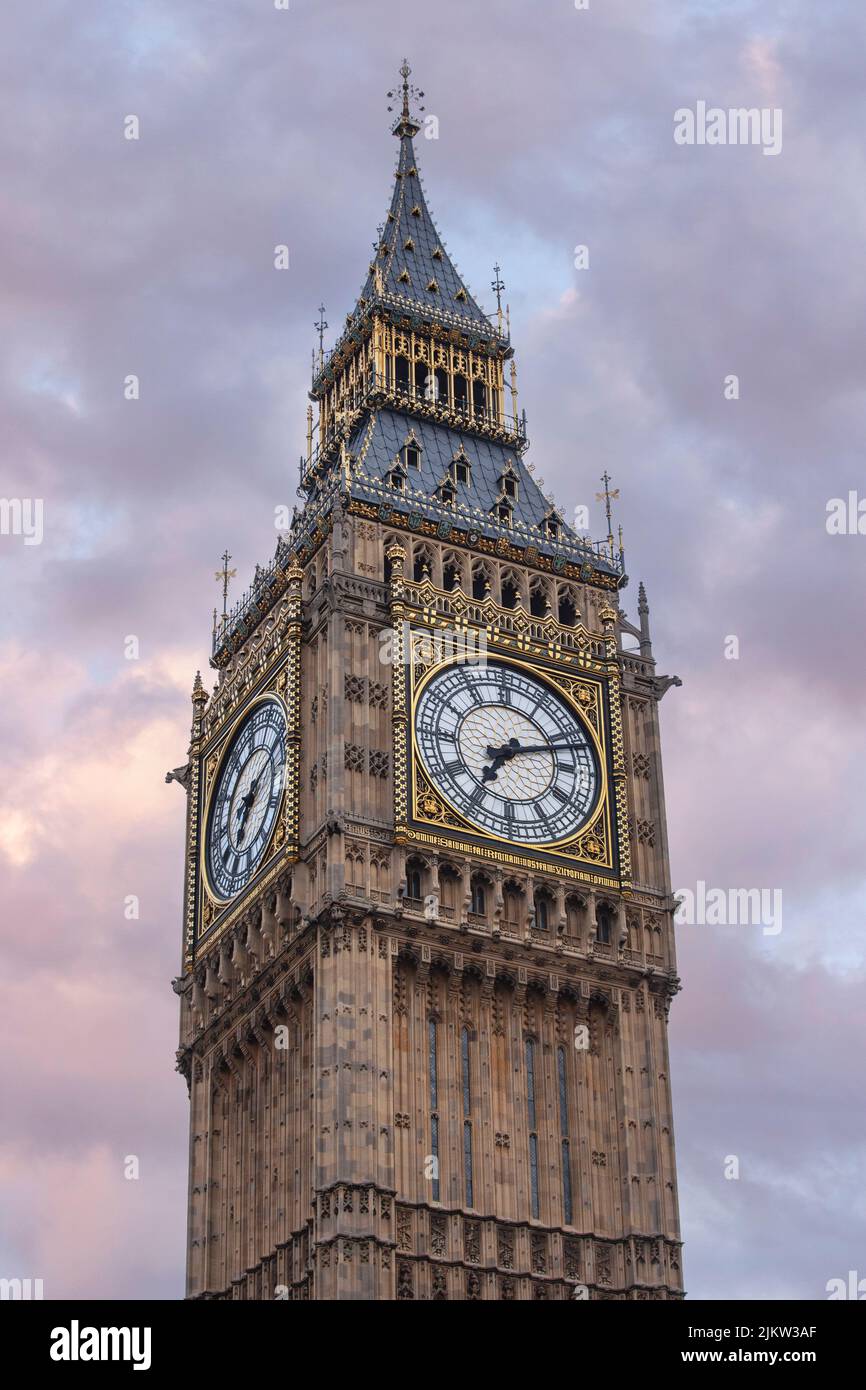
left=1, top=0, right=864, bottom=1300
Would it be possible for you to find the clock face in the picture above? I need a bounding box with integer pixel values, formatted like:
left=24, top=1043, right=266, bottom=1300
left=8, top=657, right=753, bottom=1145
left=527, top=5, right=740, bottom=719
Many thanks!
left=414, top=660, right=599, bottom=845
left=205, top=699, right=287, bottom=901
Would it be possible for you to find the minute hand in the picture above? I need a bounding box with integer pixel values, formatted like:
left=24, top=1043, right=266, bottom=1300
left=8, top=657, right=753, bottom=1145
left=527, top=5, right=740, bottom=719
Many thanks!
left=510, top=742, right=583, bottom=756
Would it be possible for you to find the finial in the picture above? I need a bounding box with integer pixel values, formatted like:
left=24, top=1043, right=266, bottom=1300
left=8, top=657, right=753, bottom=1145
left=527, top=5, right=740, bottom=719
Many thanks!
left=595, top=472, right=620, bottom=553
left=314, top=303, right=328, bottom=372
left=509, top=357, right=519, bottom=428
left=638, top=582, right=652, bottom=656
left=191, top=670, right=208, bottom=707
left=214, top=549, right=237, bottom=617
left=491, top=264, right=505, bottom=333
left=387, top=59, right=424, bottom=138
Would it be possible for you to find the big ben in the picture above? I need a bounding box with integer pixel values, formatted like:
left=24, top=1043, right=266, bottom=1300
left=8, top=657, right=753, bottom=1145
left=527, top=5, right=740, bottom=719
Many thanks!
left=172, top=63, right=684, bottom=1301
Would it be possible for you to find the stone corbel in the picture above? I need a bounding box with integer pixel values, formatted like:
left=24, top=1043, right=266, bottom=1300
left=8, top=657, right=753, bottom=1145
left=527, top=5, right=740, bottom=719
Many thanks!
left=247, top=910, right=266, bottom=966
left=261, top=894, right=278, bottom=955
left=217, top=940, right=234, bottom=990
left=204, top=956, right=222, bottom=1003
left=586, top=887, right=598, bottom=945
left=230, top=929, right=249, bottom=980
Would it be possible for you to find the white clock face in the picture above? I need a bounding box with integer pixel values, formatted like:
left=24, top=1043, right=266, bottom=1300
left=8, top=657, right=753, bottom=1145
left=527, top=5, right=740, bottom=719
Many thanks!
left=206, top=699, right=287, bottom=900
left=414, top=661, right=599, bottom=845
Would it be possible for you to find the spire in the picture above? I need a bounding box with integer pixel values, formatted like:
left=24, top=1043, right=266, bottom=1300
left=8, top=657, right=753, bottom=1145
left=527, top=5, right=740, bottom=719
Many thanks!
left=353, top=64, right=491, bottom=331
left=638, top=582, right=652, bottom=657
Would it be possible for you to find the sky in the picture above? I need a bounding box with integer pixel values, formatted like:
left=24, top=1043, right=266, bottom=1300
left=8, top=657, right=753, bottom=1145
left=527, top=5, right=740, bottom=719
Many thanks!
left=1, top=0, right=864, bottom=1301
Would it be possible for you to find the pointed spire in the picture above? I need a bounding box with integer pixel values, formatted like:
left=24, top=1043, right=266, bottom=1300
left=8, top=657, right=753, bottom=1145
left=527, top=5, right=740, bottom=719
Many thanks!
left=354, top=66, right=490, bottom=329
left=638, top=583, right=653, bottom=657
left=191, top=671, right=208, bottom=736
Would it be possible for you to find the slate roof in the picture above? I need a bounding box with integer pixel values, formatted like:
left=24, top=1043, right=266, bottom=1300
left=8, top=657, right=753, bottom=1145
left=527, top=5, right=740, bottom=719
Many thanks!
left=345, top=409, right=618, bottom=572
left=355, top=132, right=492, bottom=331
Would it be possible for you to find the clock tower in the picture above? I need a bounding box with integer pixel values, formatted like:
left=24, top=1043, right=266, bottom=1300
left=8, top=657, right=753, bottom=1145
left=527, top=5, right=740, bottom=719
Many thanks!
left=172, top=64, right=684, bottom=1301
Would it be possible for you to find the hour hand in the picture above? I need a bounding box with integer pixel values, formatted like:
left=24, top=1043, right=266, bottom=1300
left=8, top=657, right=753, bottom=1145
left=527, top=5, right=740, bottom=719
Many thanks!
left=482, top=738, right=520, bottom=781
left=236, top=779, right=259, bottom=839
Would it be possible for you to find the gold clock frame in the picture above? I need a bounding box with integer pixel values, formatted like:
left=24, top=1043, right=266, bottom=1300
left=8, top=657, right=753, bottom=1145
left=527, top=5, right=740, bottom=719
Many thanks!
left=410, top=651, right=609, bottom=855
left=199, top=691, right=290, bottom=908
left=184, top=563, right=304, bottom=966
left=392, top=592, right=631, bottom=887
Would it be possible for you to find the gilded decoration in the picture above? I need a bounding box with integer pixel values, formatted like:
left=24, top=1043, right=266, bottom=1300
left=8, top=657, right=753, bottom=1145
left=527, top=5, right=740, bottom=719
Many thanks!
left=190, top=629, right=301, bottom=957
left=394, top=589, right=622, bottom=879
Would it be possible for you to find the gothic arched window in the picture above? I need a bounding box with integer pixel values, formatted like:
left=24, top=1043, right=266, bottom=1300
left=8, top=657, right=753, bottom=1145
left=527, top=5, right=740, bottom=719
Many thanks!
left=443, top=557, right=462, bottom=592
left=406, top=858, right=424, bottom=902
left=558, top=588, right=577, bottom=626
left=596, top=903, right=613, bottom=946
left=413, top=545, right=433, bottom=582
left=503, top=880, right=525, bottom=928
left=471, top=564, right=489, bottom=600
left=530, top=581, right=549, bottom=618
left=501, top=574, right=519, bottom=610
left=470, top=874, right=488, bottom=917
left=438, top=864, right=460, bottom=916
left=533, top=889, right=552, bottom=932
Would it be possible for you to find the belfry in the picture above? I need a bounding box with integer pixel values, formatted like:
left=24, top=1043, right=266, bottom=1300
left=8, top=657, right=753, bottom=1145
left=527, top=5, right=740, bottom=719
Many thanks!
left=173, top=62, right=684, bottom=1300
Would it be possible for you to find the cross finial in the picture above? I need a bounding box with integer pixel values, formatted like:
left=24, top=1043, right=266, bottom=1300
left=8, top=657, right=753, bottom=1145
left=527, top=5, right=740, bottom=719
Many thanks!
left=214, top=549, right=237, bottom=617
left=387, top=59, right=424, bottom=137
left=314, top=303, right=328, bottom=370
left=595, top=471, right=621, bottom=550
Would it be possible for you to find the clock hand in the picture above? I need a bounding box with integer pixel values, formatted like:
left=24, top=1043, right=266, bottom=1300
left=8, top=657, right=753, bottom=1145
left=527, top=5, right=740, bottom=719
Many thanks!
left=236, top=778, right=260, bottom=841
left=481, top=737, right=583, bottom=782
left=507, top=742, right=584, bottom=756
left=481, top=738, right=521, bottom=782
left=485, top=738, right=520, bottom=760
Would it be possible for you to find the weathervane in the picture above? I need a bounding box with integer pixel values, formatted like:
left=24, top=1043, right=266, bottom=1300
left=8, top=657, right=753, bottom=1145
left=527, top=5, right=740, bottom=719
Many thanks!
left=387, top=59, right=424, bottom=136
left=214, top=549, right=237, bottom=617
left=314, top=303, right=328, bottom=371
left=595, top=471, right=620, bottom=554
left=491, top=263, right=505, bottom=333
